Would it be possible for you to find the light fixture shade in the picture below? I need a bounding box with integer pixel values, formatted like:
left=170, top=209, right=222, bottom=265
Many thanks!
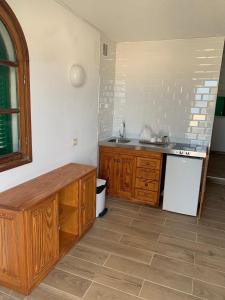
left=70, top=64, right=86, bottom=87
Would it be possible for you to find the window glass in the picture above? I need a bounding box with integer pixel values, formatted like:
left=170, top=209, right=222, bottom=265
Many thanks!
left=0, top=65, right=18, bottom=109
left=0, top=20, right=16, bottom=62
left=0, top=113, right=19, bottom=155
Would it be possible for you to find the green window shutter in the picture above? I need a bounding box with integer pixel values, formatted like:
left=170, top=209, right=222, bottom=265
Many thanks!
left=0, top=32, right=12, bottom=155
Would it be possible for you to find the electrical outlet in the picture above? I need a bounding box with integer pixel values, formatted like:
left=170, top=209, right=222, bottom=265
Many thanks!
left=72, top=138, right=78, bottom=146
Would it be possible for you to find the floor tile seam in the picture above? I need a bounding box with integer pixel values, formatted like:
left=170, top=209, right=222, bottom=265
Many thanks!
left=71, top=243, right=111, bottom=256
left=148, top=253, right=154, bottom=266
left=66, top=253, right=111, bottom=267
left=192, top=278, right=225, bottom=290
left=114, top=232, right=196, bottom=262
left=82, top=281, right=94, bottom=299
left=94, top=223, right=159, bottom=242
left=69, top=245, right=153, bottom=266
left=134, top=214, right=197, bottom=227
left=200, top=218, right=225, bottom=226
left=129, top=225, right=196, bottom=243
left=56, top=261, right=146, bottom=284
left=137, top=279, right=145, bottom=298
left=54, top=265, right=144, bottom=298
left=129, top=219, right=225, bottom=241
left=107, top=202, right=142, bottom=213
left=197, top=225, right=225, bottom=235
left=109, top=203, right=165, bottom=219
left=118, top=232, right=124, bottom=242
left=57, top=255, right=201, bottom=286
left=132, top=216, right=164, bottom=226
left=204, top=206, right=225, bottom=214
left=140, top=279, right=204, bottom=299
left=196, top=225, right=225, bottom=237
left=197, top=231, right=225, bottom=243
left=150, top=255, right=225, bottom=286
left=78, top=241, right=155, bottom=264
left=162, top=217, right=167, bottom=225
left=195, top=237, right=225, bottom=251
left=159, top=232, right=224, bottom=248
left=102, top=253, right=112, bottom=267
left=129, top=217, right=135, bottom=226
left=130, top=221, right=198, bottom=241
left=40, top=282, right=83, bottom=299
left=158, top=232, right=197, bottom=243
left=0, top=291, right=23, bottom=300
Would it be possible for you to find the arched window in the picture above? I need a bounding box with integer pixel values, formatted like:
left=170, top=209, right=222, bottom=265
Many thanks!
left=0, top=1, right=32, bottom=172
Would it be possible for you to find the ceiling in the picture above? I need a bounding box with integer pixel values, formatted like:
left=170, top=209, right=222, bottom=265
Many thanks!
left=57, top=0, right=225, bottom=42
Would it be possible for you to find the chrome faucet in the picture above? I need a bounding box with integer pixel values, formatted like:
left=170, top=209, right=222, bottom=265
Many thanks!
left=119, top=121, right=126, bottom=139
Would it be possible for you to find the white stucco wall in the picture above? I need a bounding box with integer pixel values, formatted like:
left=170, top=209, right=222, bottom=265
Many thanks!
left=0, top=0, right=100, bottom=191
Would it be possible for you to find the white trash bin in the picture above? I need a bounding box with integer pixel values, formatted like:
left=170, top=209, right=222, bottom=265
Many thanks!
left=96, top=178, right=106, bottom=217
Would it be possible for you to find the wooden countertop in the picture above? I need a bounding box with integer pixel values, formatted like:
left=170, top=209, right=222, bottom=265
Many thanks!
left=0, top=163, right=96, bottom=211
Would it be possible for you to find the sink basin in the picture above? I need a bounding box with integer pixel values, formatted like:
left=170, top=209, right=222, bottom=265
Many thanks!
left=108, top=138, right=131, bottom=144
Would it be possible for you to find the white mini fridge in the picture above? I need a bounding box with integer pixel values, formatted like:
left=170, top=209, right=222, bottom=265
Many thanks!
left=163, top=155, right=203, bottom=216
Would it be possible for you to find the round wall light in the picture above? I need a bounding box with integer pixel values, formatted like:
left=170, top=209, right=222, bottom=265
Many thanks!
left=70, top=64, right=86, bottom=87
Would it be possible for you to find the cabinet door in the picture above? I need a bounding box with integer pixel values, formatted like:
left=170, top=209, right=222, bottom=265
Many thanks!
left=0, top=210, right=27, bottom=293
left=26, top=195, right=59, bottom=287
left=80, top=171, right=96, bottom=236
left=99, top=152, right=117, bottom=196
left=118, top=155, right=135, bottom=198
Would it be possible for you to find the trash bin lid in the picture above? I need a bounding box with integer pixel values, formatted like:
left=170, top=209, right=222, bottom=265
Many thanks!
left=97, top=178, right=106, bottom=187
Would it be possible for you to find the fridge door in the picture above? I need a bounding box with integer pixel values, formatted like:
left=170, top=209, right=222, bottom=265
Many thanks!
left=163, top=155, right=203, bottom=216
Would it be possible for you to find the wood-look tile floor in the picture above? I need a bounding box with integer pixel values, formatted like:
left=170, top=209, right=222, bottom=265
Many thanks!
left=208, top=152, right=225, bottom=178
left=2, top=183, right=225, bottom=299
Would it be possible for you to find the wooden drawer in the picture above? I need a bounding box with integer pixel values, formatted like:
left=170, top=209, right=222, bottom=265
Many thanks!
left=137, top=157, right=161, bottom=170
left=135, top=189, right=158, bottom=204
left=135, top=178, right=159, bottom=192
left=136, top=167, right=160, bottom=181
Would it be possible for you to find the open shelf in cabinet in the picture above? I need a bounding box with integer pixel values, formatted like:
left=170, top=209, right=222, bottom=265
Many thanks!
left=59, top=231, right=76, bottom=257
left=58, top=181, right=79, bottom=256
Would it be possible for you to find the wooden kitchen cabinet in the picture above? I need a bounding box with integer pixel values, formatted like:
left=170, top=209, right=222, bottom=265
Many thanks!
left=26, top=195, right=59, bottom=287
left=118, top=154, right=135, bottom=198
left=0, top=209, right=27, bottom=293
left=99, top=151, right=135, bottom=198
left=80, top=172, right=96, bottom=235
left=99, top=152, right=117, bottom=195
left=99, top=146, right=162, bottom=206
left=0, top=163, right=96, bottom=295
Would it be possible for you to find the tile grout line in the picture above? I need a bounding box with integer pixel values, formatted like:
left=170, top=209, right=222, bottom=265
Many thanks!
left=55, top=266, right=146, bottom=299
left=118, top=233, right=124, bottom=242
left=39, top=282, right=83, bottom=300
left=148, top=253, right=154, bottom=265
left=137, top=279, right=145, bottom=298
left=162, top=217, right=167, bottom=225
left=103, top=253, right=111, bottom=267
left=82, top=281, right=94, bottom=299
left=80, top=233, right=225, bottom=275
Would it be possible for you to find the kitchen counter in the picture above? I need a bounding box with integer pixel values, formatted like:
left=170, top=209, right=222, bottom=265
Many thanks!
left=99, top=138, right=207, bottom=158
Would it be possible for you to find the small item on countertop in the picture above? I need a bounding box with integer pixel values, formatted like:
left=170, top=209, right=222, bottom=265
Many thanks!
left=150, top=137, right=156, bottom=143
left=157, top=137, right=162, bottom=143
left=162, top=136, right=169, bottom=144
left=140, top=125, right=152, bottom=141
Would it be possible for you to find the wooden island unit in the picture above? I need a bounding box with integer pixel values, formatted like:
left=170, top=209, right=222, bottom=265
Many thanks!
left=0, top=163, right=96, bottom=295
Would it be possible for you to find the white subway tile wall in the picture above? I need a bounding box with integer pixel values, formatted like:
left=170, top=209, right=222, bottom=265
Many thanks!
left=98, top=35, right=116, bottom=140
left=113, top=37, right=224, bottom=146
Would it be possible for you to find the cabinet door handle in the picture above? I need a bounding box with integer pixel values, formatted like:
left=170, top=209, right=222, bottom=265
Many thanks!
left=145, top=183, right=148, bottom=187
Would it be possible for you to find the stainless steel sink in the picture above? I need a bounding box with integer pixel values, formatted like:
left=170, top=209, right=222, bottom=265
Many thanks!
left=108, top=138, right=131, bottom=144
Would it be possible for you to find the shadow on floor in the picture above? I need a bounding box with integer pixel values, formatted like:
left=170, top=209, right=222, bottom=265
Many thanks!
left=208, top=152, right=225, bottom=178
